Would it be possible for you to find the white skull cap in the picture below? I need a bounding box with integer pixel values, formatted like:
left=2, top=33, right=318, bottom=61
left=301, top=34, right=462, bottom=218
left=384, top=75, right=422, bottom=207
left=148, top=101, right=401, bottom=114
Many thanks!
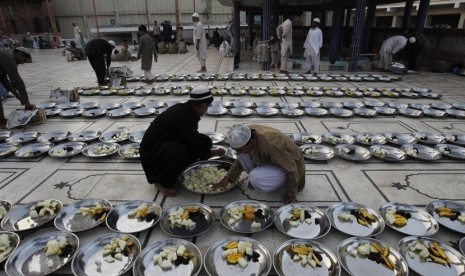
left=313, top=18, right=320, bottom=23
left=190, top=85, right=212, bottom=101
left=408, top=37, right=416, bottom=44
left=108, top=40, right=116, bottom=48
left=226, top=124, right=252, bottom=148
left=192, top=12, right=200, bottom=18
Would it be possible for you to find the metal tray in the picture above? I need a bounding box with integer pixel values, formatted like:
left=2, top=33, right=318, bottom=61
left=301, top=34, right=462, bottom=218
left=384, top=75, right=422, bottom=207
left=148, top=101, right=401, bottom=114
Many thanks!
left=322, top=132, right=355, bottom=145
left=220, top=200, right=273, bottom=234
left=342, top=101, right=365, bottom=109
left=322, top=102, right=343, bottom=109
left=80, top=89, right=100, bottom=96
left=54, top=198, right=112, bottom=232
left=71, top=233, right=140, bottom=276
left=327, top=202, right=385, bottom=237
left=118, top=143, right=140, bottom=159
left=300, top=144, right=335, bottom=161
left=355, top=133, right=387, bottom=146
left=99, top=129, right=130, bottom=143
left=305, top=107, right=329, bottom=117
left=15, top=142, right=54, bottom=158
left=36, top=101, right=56, bottom=109
left=256, top=107, right=279, bottom=117
left=132, top=107, right=156, bottom=117
left=335, top=144, right=372, bottom=161
left=388, top=102, right=409, bottom=109
left=384, top=132, right=417, bottom=145
left=60, top=108, right=84, bottom=118
left=49, top=142, right=87, bottom=158
left=383, top=91, right=401, bottom=98
left=82, top=108, right=107, bottom=118
left=400, top=144, right=442, bottom=161
left=106, top=200, right=161, bottom=233
left=374, top=106, right=397, bottom=115
left=99, top=89, right=116, bottom=96
left=6, top=132, right=39, bottom=144
left=435, top=144, right=465, bottom=160
left=1, top=199, right=63, bottom=231
left=0, top=143, right=20, bottom=158
left=99, top=102, right=121, bottom=110
left=232, top=100, right=254, bottom=108
left=5, top=231, right=78, bottom=276
left=446, top=109, right=465, bottom=118
left=129, top=130, right=145, bottom=143
left=133, top=89, right=151, bottom=96
left=82, top=142, right=120, bottom=157
left=300, top=100, right=321, bottom=108
left=398, top=108, right=423, bottom=117
left=0, top=200, right=12, bottom=220
left=281, top=108, right=304, bottom=118
left=414, top=132, right=445, bottom=145
left=306, top=90, right=324, bottom=96
left=278, top=102, right=299, bottom=109
left=37, top=131, right=70, bottom=143
left=211, top=100, right=232, bottom=108
left=291, top=133, right=322, bottom=145
left=230, top=107, right=253, bottom=117
left=204, top=236, right=272, bottom=276
left=370, top=145, right=407, bottom=162
left=330, top=108, right=354, bottom=118
left=452, top=102, right=465, bottom=110
left=443, top=132, right=465, bottom=146
left=326, top=90, right=345, bottom=97
left=426, top=199, right=465, bottom=234
left=202, top=132, right=225, bottom=144
left=0, top=231, right=19, bottom=263
left=45, top=108, right=62, bottom=117
left=160, top=202, right=214, bottom=238
left=255, top=100, right=277, bottom=108
left=69, top=130, right=101, bottom=142
left=423, top=108, right=447, bottom=118
left=143, top=100, right=165, bottom=109
left=79, top=102, right=100, bottom=110
left=56, top=102, right=79, bottom=110
left=364, top=100, right=386, bottom=108
left=152, top=88, right=171, bottom=95
left=409, top=103, right=431, bottom=110
left=273, top=203, right=331, bottom=239
left=249, top=89, right=266, bottom=97
left=379, top=202, right=439, bottom=236
left=431, top=102, right=453, bottom=110
left=207, top=106, right=228, bottom=116
left=107, top=108, right=132, bottom=118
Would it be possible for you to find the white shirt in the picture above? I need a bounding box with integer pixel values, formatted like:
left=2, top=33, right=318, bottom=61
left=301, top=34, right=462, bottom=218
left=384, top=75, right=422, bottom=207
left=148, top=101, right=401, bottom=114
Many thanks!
left=280, top=18, right=293, bottom=55
left=380, top=35, right=407, bottom=54
left=303, top=27, right=323, bottom=57
left=193, top=21, right=207, bottom=59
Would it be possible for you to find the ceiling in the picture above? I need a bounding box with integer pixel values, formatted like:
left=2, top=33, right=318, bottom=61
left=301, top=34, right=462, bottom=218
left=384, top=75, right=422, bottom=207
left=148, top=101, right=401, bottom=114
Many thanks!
left=217, top=0, right=412, bottom=10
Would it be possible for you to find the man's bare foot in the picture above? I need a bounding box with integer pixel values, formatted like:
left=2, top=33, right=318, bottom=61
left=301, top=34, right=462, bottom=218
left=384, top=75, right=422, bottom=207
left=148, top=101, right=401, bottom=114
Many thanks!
left=155, top=183, right=177, bottom=197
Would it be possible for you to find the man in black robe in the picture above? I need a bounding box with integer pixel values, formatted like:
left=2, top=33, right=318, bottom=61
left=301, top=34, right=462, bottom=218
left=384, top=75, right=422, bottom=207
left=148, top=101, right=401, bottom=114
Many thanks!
left=140, top=85, right=225, bottom=196
left=85, top=39, right=115, bottom=85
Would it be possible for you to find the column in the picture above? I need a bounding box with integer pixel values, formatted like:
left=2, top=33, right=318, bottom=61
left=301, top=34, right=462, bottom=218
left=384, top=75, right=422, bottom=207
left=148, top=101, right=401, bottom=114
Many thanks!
left=361, top=0, right=376, bottom=53
left=233, top=1, right=241, bottom=65
left=402, top=0, right=414, bottom=32
left=262, top=0, right=271, bottom=70
left=272, top=0, right=279, bottom=36
left=459, top=12, right=465, bottom=29
left=415, top=0, right=430, bottom=34
left=349, top=0, right=367, bottom=72
left=248, top=13, right=253, bottom=48
left=329, top=5, right=343, bottom=63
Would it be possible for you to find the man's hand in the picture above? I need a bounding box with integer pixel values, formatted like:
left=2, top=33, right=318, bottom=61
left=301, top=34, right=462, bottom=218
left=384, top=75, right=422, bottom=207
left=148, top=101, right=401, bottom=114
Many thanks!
left=154, top=56, right=158, bottom=62
left=211, top=147, right=226, bottom=158
left=282, top=194, right=297, bottom=204
left=213, top=176, right=229, bottom=190
left=105, top=67, right=110, bottom=78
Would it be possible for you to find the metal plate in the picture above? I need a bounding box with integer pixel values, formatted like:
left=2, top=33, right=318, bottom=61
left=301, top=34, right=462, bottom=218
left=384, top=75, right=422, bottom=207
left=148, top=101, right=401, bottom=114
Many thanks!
left=99, top=102, right=121, bottom=110
left=0, top=143, right=20, bottom=158
left=118, top=143, right=140, bottom=159
left=211, top=100, right=232, bottom=108
left=99, top=129, right=130, bottom=143
left=230, top=107, right=253, bottom=117
left=338, top=237, right=408, bottom=276
left=99, top=89, right=116, bottom=96
left=446, top=109, right=465, bottom=118
left=80, top=89, right=100, bottom=96
left=400, top=144, right=442, bottom=161
left=248, top=89, right=266, bottom=97
left=398, top=236, right=465, bottom=276
left=0, top=231, right=19, bottom=263
left=129, top=130, right=145, bottom=143
left=426, top=200, right=465, bottom=234
left=342, top=101, right=365, bottom=109
left=322, top=132, right=355, bottom=145
left=388, top=102, right=409, bottom=109
left=384, top=132, right=417, bottom=145
left=56, top=102, right=79, bottom=110
left=132, top=107, right=156, bottom=117
left=401, top=92, right=420, bottom=98
left=220, top=200, right=273, bottom=234
left=207, top=106, right=228, bottom=116
left=452, top=102, right=465, bottom=111
left=306, top=90, right=324, bottom=96
left=37, top=131, right=70, bottom=143
left=364, top=100, right=386, bottom=107
left=82, top=142, right=120, bottom=157
left=435, top=144, right=465, bottom=160
left=355, top=133, right=387, bottom=146
left=423, top=108, right=447, bottom=118
left=409, top=103, right=431, bottom=110
left=1, top=199, right=63, bottom=231
left=232, top=101, right=254, bottom=108
left=344, top=90, right=364, bottom=97
left=6, top=132, right=38, bottom=144
left=305, top=107, right=329, bottom=117
left=256, top=107, right=279, bottom=117
left=160, top=202, right=214, bottom=238
left=15, top=142, right=54, bottom=158
left=278, top=102, right=299, bottom=109
left=335, top=144, right=371, bottom=161
left=330, top=108, right=354, bottom=118
left=60, top=108, right=84, bottom=118
left=71, top=233, right=140, bottom=276
left=273, top=203, right=331, bottom=239
left=383, top=91, right=401, bottom=98
left=443, top=132, right=465, bottom=146
left=374, top=106, right=397, bottom=115
left=82, top=108, right=107, bottom=118
left=364, top=91, right=382, bottom=97
left=204, top=236, right=272, bottom=276
left=414, top=132, right=445, bottom=145
left=431, top=102, right=453, bottom=110
left=370, top=145, right=407, bottom=162
left=326, top=90, right=345, bottom=97
left=132, top=238, right=202, bottom=276
left=79, top=102, right=100, bottom=110
left=274, top=239, right=341, bottom=276
left=45, top=108, right=62, bottom=117
left=106, top=200, right=161, bottom=233
left=300, top=144, right=336, bottom=161
left=225, top=147, right=237, bottom=160
left=322, top=102, right=343, bottom=109
left=281, top=108, right=304, bottom=118
left=300, top=100, right=321, bottom=108
left=398, top=108, right=423, bottom=117
left=107, top=108, right=132, bottom=118
left=54, top=198, right=112, bottom=232
left=143, top=100, right=165, bottom=109
left=36, top=101, right=56, bottom=109
left=202, top=132, right=225, bottom=144
left=0, top=200, right=12, bottom=220
left=69, top=130, right=101, bottom=142
left=286, top=89, right=305, bottom=97
left=291, top=133, right=322, bottom=145
left=171, top=88, right=190, bottom=96
left=379, top=202, right=439, bottom=236
left=327, top=202, right=385, bottom=237
left=48, top=142, right=87, bottom=158
left=211, top=88, right=228, bottom=96
left=5, top=231, right=78, bottom=276
left=152, top=88, right=170, bottom=95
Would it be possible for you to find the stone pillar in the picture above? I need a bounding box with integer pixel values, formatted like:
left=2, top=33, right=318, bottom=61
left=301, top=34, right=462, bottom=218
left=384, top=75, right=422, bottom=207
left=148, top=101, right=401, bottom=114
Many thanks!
left=361, top=0, right=376, bottom=53
left=272, top=0, right=279, bottom=36
left=459, top=12, right=465, bottom=29
left=261, top=0, right=271, bottom=70
left=233, top=1, right=240, bottom=65
left=345, top=8, right=352, bottom=27
left=329, top=5, right=343, bottom=63
left=248, top=13, right=254, bottom=48
left=402, top=0, right=414, bottom=32
left=349, top=0, right=367, bottom=72
left=415, top=0, right=430, bottom=33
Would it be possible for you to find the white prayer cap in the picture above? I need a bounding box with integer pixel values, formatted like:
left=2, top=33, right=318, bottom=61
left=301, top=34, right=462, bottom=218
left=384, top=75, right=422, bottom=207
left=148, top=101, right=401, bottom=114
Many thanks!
left=108, top=40, right=116, bottom=48
left=189, top=85, right=212, bottom=101
left=192, top=12, right=200, bottom=18
left=408, top=37, right=416, bottom=44
left=313, top=18, right=321, bottom=24
left=226, top=124, right=252, bottom=148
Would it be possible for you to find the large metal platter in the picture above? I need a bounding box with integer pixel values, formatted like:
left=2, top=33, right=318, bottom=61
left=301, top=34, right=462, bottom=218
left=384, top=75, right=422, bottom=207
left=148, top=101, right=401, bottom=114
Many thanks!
left=330, top=108, right=354, bottom=118
left=129, top=130, right=145, bottom=143
left=54, top=198, right=112, bottom=232
left=82, top=108, right=107, bottom=118
left=99, top=129, right=130, bottom=143
left=431, top=102, right=453, bottom=110
left=220, top=200, right=273, bottom=234
left=342, top=100, right=365, bottom=109
left=15, top=142, right=54, bottom=158
left=446, top=109, right=465, bottom=118
left=0, top=231, right=19, bottom=263
left=171, top=88, right=190, bottom=96
left=401, top=144, right=442, bottom=161
left=291, top=133, right=322, bottom=145
left=48, top=142, right=87, bottom=158
left=322, top=101, right=343, bottom=109
left=327, top=202, right=385, bottom=237
left=452, top=102, right=465, bottom=111
left=211, top=88, right=228, bottom=96
left=152, top=88, right=171, bottom=95
left=79, top=102, right=100, bottom=110
left=256, top=107, right=279, bottom=117
left=355, top=133, right=387, bottom=145
left=204, top=236, right=271, bottom=276
left=107, top=108, right=132, bottom=118
left=60, top=108, right=84, bottom=118
left=370, top=145, right=407, bottom=162
left=398, top=108, right=423, bottom=117
left=36, top=101, right=56, bottom=109
left=37, top=131, right=70, bottom=143
left=106, top=200, right=161, bottom=233
left=420, top=91, right=442, bottom=99
left=443, top=132, right=465, bottom=146
left=68, top=130, right=101, bottom=142
left=364, top=100, right=386, bottom=108
left=300, top=100, right=321, bottom=108
left=409, top=103, right=431, bottom=110
left=0, top=143, right=20, bottom=158
left=211, top=100, right=232, bottom=108
left=306, top=89, right=324, bottom=96
left=207, top=106, right=228, bottom=116
left=99, top=102, right=121, bottom=110
left=118, top=143, right=140, bottom=159
left=388, top=102, right=409, bottom=109
left=0, top=200, right=12, bottom=220
left=322, top=132, right=355, bottom=145
left=133, top=107, right=157, bottom=117
left=383, top=91, right=401, bottom=98
left=56, top=102, right=79, bottom=110
left=82, top=142, right=120, bottom=157
left=281, top=108, right=304, bottom=118
left=202, top=132, right=225, bottom=144
left=379, top=202, right=439, bottom=236
left=398, top=236, right=465, bottom=276
left=268, top=89, right=286, bottom=96
left=71, top=233, right=140, bottom=276
left=132, top=238, right=202, bottom=276
left=273, top=203, right=331, bottom=239
left=5, top=231, right=78, bottom=276
left=230, top=107, right=253, bottom=117
left=274, top=239, right=340, bottom=276
left=426, top=199, right=465, bottom=234
left=326, top=90, right=344, bottom=97
left=160, top=202, right=214, bottom=238
left=414, top=132, right=445, bottom=145
left=133, top=88, right=151, bottom=96
left=278, top=102, right=299, bottom=109
left=344, top=90, right=364, bottom=97
left=143, top=100, right=165, bottom=109
left=374, top=106, right=397, bottom=115
left=45, top=108, right=62, bottom=117
left=1, top=199, right=63, bottom=231
left=80, top=89, right=100, bottom=96
left=232, top=101, right=254, bottom=108
left=300, top=144, right=336, bottom=161
left=400, top=91, right=420, bottom=98
left=305, top=107, right=329, bottom=117
left=423, top=108, right=447, bottom=118
left=248, top=89, right=266, bottom=97
left=384, top=132, right=418, bottom=145
left=99, top=89, right=116, bottom=96
left=435, top=144, right=465, bottom=160
left=335, top=144, right=371, bottom=161
left=338, top=237, right=408, bottom=276
left=6, top=131, right=38, bottom=144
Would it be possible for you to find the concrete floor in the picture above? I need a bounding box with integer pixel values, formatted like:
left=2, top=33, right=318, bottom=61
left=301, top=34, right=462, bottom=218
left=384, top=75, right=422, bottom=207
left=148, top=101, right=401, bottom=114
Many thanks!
left=1, top=45, right=465, bottom=276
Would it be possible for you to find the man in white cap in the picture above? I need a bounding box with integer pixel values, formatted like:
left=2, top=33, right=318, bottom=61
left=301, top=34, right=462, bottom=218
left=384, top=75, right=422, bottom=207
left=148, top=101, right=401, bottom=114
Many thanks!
left=85, top=38, right=115, bottom=85
left=378, top=35, right=412, bottom=71
left=279, top=14, right=295, bottom=74
left=216, top=124, right=305, bottom=203
left=137, top=25, right=158, bottom=84
left=303, top=18, right=323, bottom=74
left=192, top=12, right=208, bottom=72
left=140, top=85, right=225, bottom=197
left=72, top=22, right=84, bottom=49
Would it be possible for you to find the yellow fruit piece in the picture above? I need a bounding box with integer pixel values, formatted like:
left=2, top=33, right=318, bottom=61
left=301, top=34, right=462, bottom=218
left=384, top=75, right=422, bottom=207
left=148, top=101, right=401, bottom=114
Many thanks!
left=244, top=212, right=255, bottom=220
left=393, top=216, right=407, bottom=226
left=224, top=242, right=238, bottom=249
left=357, top=217, right=370, bottom=227
left=227, top=253, right=244, bottom=264
left=182, top=210, right=190, bottom=220
left=139, top=207, right=148, bottom=218
left=436, top=207, right=452, bottom=213
left=359, top=208, right=376, bottom=221
left=381, top=255, right=395, bottom=270
left=292, top=245, right=311, bottom=255
left=99, top=212, right=107, bottom=221
left=244, top=205, right=255, bottom=213
left=430, top=254, right=448, bottom=266
left=186, top=206, right=200, bottom=213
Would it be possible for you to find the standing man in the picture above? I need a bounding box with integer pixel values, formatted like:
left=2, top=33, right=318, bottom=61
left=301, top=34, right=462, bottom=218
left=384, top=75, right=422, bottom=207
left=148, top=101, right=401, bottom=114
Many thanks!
left=137, top=25, right=158, bottom=84
left=72, top=22, right=84, bottom=49
left=192, top=13, right=208, bottom=73
left=85, top=39, right=115, bottom=86
left=162, top=21, right=173, bottom=45
left=378, top=35, right=409, bottom=71
left=153, top=20, right=161, bottom=43
left=406, top=33, right=430, bottom=71
left=279, top=15, right=295, bottom=74
left=303, top=18, right=323, bottom=74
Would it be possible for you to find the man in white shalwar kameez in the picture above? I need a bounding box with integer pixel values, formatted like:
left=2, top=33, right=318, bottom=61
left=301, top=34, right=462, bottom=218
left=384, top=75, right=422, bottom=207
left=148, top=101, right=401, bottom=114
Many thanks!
left=279, top=15, right=294, bottom=74
left=72, top=22, right=84, bottom=49
left=192, top=13, right=208, bottom=73
left=303, top=18, right=323, bottom=74
left=378, top=35, right=408, bottom=71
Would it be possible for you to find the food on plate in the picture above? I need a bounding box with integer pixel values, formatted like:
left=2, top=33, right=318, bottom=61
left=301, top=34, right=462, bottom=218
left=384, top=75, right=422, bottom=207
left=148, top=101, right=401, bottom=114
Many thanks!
left=287, top=244, right=324, bottom=268
left=102, top=235, right=134, bottom=263
left=0, top=205, right=8, bottom=219
left=43, top=237, right=73, bottom=267
left=110, top=132, right=128, bottom=142
left=373, top=147, right=388, bottom=157
left=346, top=241, right=395, bottom=270
left=303, top=146, right=318, bottom=155
left=0, top=234, right=14, bottom=260
left=438, top=146, right=450, bottom=154
left=168, top=206, right=202, bottom=229
left=78, top=202, right=109, bottom=222
left=53, top=146, right=75, bottom=157
left=404, top=146, right=418, bottom=157
left=435, top=207, right=465, bottom=223
left=19, top=148, right=42, bottom=157
left=92, top=144, right=116, bottom=155
left=288, top=208, right=313, bottom=227
left=407, top=240, right=451, bottom=266
left=360, top=135, right=372, bottom=144
left=29, top=200, right=60, bottom=218
left=301, top=135, right=316, bottom=143
left=127, top=203, right=157, bottom=222
left=123, top=147, right=140, bottom=156
left=328, top=134, right=343, bottom=144
left=227, top=205, right=265, bottom=229
left=384, top=208, right=410, bottom=227
left=386, top=135, right=399, bottom=143
left=418, top=133, right=428, bottom=141
left=222, top=241, right=260, bottom=268
left=152, top=245, right=195, bottom=269
left=446, top=135, right=457, bottom=142
left=338, top=208, right=377, bottom=227
left=183, top=166, right=230, bottom=193
left=339, top=147, right=355, bottom=154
